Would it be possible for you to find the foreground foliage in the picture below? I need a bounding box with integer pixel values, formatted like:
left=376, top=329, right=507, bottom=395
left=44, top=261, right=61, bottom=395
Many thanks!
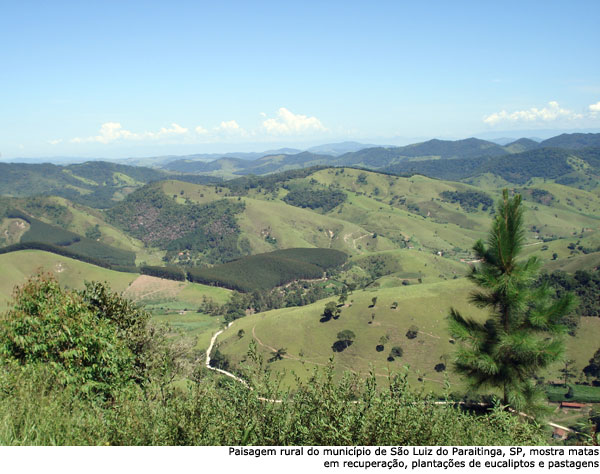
left=0, top=357, right=547, bottom=446
left=0, top=276, right=550, bottom=445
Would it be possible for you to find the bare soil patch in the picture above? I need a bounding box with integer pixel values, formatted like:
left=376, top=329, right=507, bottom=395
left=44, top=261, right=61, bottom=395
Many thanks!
left=123, top=275, right=185, bottom=302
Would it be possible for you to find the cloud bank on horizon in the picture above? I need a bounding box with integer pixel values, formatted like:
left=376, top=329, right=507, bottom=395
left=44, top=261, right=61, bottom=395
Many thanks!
left=57, top=108, right=329, bottom=147
left=483, top=101, right=599, bottom=127
left=55, top=100, right=600, bottom=149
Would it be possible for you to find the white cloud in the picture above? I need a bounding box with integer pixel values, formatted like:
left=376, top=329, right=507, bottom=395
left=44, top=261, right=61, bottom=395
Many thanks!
left=70, top=122, right=189, bottom=144
left=66, top=110, right=331, bottom=147
left=48, top=139, right=63, bottom=145
left=151, top=123, right=188, bottom=138
left=71, top=122, right=131, bottom=143
left=217, top=120, right=241, bottom=132
left=483, top=101, right=583, bottom=126
left=589, top=101, right=600, bottom=115
left=215, top=120, right=250, bottom=137
left=262, top=107, right=327, bottom=135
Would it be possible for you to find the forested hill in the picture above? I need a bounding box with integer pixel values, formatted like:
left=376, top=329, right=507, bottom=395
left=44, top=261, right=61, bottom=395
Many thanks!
left=381, top=147, right=600, bottom=187
left=106, top=182, right=245, bottom=264
left=540, top=133, right=600, bottom=149
left=154, top=133, right=600, bottom=185
left=351, top=137, right=508, bottom=160
left=0, top=161, right=219, bottom=208
left=0, top=161, right=167, bottom=208
left=164, top=152, right=332, bottom=175
left=503, top=138, right=540, bottom=153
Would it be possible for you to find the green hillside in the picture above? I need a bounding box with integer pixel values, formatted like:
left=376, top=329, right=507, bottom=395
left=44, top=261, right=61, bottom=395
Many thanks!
left=0, top=161, right=167, bottom=208
left=152, top=168, right=600, bottom=271
left=215, top=278, right=483, bottom=390
left=2, top=165, right=599, bottom=396
left=215, top=272, right=600, bottom=393
left=0, top=250, right=136, bottom=310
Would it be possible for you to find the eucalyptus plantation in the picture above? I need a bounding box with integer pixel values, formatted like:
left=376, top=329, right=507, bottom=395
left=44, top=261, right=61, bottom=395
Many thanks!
left=448, top=190, right=576, bottom=414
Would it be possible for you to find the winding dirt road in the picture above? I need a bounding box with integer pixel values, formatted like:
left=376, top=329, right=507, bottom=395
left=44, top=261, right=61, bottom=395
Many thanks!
left=203, top=323, right=574, bottom=432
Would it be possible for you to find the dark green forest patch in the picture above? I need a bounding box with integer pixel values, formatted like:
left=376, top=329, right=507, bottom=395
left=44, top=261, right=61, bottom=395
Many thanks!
left=439, top=190, right=493, bottom=212
left=187, top=248, right=347, bottom=292
left=4, top=210, right=135, bottom=268
left=283, top=186, right=346, bottom=212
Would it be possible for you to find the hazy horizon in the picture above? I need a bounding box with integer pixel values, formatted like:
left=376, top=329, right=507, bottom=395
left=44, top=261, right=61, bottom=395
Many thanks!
left=2, top=1, right=599, bottom=159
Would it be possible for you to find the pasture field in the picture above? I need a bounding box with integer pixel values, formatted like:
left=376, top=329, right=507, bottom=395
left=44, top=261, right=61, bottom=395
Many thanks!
left=151, top=311, right=224, bottom=353
left=216, top=278, right=482, bottom=391
left=215, top=276, right=600, bottom=394
left=0, top=250, right=136, bottom=309
left=125, top=274, right=230, bottom=308
left=348, top=248, right=469, bottom=283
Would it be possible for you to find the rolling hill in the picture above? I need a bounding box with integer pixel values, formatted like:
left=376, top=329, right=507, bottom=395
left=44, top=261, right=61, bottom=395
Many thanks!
left=2, top=156, right=599, bottom=397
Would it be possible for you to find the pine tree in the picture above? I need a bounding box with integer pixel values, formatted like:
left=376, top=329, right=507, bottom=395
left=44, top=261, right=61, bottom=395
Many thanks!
left=448, top=190, right=575, bottom=413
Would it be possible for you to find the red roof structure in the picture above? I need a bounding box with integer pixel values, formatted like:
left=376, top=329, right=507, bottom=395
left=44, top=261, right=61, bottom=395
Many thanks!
left=560, top=402, right=586, bottom=409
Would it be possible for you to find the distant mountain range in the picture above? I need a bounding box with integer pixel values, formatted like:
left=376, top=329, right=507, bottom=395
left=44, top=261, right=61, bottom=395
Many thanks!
left=161, top=132, right=600, bottom=179
left=2, top=133, right=600, bottom=204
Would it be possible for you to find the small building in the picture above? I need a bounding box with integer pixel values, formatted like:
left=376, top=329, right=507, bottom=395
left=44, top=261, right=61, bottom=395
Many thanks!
left=560, top=402, right=586, bottom=409
left=552, top=428, right=567, bottom=440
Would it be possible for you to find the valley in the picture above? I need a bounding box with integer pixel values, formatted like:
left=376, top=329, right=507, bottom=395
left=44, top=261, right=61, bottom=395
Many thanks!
left=2, top=133, right=600, bottom=444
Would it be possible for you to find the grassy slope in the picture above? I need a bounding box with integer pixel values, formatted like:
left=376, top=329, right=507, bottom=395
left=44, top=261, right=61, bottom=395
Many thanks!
left=0, top=250, right=136, bottom=309
left=217, top=278, right=483, bottom=391
left=216, top=274, right=600, bottom=393
left=160, top=169, right=599, bottom=266
left=349, top=248, right=468, bottom=284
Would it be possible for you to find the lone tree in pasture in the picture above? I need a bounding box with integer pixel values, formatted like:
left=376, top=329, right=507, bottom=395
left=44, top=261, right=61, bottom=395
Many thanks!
left=322, top=301, right=337, bottom=321
left=338, top=287, right=348, bottom=306
left=448, top=190, right=575, bottom=414
left=333, top=330, right=356, bottom=352
left=559, top=359, right=576, bottom=388
left=269, top=347, right=287, bottom=362
left=405, top=325, right=419, bottom=339
left=583, top=348, right=600, bottom=383
left=391, top=346, right=403, bottom=357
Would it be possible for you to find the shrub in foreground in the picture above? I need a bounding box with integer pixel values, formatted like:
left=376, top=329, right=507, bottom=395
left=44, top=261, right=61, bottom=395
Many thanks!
left=0, top=276, right=547, bottom=445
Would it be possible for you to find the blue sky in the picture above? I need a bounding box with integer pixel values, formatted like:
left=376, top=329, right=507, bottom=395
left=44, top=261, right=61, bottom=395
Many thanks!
left=2, top=0, right=599, bottom=158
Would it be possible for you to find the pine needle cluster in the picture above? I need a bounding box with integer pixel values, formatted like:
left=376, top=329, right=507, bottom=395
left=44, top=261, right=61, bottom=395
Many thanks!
left=448, top=190, right=576, bottom=414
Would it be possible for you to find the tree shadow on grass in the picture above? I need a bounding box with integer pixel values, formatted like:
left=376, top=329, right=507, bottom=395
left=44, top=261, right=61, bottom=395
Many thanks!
left=332, top=340, right=353, bottom=352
